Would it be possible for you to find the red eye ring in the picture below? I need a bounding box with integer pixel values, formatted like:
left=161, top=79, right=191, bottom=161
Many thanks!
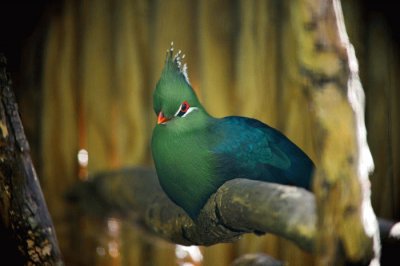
left=176, top=101, right=190, bottom=117
left=180, top=101, right=190, bottom=113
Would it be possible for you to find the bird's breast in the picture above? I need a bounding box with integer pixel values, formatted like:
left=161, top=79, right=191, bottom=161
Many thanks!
left=152, top=126, right=210, bottom=182
left=151, top=125, right=222, bottom=218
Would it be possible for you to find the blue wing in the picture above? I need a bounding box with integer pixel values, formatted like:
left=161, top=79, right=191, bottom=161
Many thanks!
left=209, top=116, right=314, bottom=189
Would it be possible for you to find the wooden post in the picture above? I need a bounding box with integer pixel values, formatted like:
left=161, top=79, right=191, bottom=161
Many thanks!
left=0, top=56, right=63, bottom=265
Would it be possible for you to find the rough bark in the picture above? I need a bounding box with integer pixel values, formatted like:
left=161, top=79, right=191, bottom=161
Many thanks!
left=67, top=167, right=316, bottom=252
left=0, top=56, right=63, bottom=265
left=67, top=166, right=400, bottom=261
left=289, top=0, right=381, bottom=264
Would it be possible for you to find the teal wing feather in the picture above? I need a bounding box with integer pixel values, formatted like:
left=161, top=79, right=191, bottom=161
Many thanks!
left=210, top=116, right=314, bottom=189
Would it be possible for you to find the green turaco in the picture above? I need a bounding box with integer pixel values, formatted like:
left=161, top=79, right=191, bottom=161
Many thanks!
left=151, top=45, right=314, bottom=219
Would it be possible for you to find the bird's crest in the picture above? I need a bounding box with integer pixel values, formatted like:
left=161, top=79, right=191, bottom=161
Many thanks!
left=165, top=42, right=190, bottom=84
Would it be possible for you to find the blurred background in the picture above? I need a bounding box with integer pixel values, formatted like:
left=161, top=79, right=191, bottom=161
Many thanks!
left=0, top=0, right=399, bottom=265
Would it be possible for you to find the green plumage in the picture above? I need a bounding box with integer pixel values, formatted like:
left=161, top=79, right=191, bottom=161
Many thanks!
left=151, top=46, right=314, bottom=219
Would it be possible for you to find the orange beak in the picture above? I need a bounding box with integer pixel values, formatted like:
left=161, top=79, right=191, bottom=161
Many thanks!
left=157, top=112, right=170, bottom=124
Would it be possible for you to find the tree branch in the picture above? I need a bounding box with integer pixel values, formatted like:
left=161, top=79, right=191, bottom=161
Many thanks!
left=67, top=166, right=400, bottom=260
left=67, top=167, right=316, bottom=251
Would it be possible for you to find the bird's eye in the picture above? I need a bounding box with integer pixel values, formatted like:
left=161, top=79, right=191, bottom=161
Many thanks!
left=176, top=101, right=190, bottom=117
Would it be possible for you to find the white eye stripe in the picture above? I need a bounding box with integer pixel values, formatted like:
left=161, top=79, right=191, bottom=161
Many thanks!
left=174, top=105, right=182, bottom=117
left=181, top=107, right=198, bottom=117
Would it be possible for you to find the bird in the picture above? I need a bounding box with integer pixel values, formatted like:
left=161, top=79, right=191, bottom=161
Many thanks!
left=151, top=44, right=315, bottom=219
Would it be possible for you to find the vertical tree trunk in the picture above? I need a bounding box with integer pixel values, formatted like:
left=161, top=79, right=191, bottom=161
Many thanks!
left=0, top=56, right=63, bottom=265
left=289, top=0, right=380, bottom=264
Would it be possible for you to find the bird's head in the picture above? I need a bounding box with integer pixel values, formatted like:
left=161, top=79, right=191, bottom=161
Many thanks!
left=153, top=44, right=202, bottom=125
